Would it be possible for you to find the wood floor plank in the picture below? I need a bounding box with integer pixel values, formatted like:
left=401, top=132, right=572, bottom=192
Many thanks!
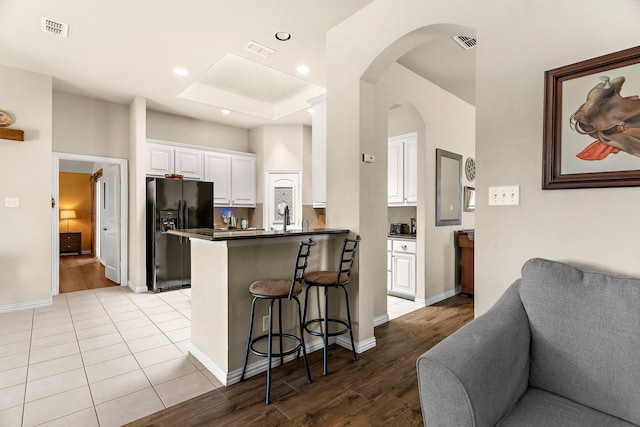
left=125, top=295, right=473, bottom=426
left=59, top=255, right=119, bottom=293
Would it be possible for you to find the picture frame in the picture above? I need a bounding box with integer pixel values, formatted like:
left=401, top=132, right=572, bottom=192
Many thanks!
left=543, top=46, right=640, bottom=189
left=463, top=186, right=475, bottom=212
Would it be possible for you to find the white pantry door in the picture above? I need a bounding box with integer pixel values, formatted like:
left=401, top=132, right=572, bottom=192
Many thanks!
left=101, top=165, right=121, bottom=283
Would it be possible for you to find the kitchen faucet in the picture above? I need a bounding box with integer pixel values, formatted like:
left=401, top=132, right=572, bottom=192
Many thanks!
left=283, top=205, right=290, bottom=232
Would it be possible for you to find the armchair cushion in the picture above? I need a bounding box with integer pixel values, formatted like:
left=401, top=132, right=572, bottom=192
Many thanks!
left=520, top=258, right=640, bottom=425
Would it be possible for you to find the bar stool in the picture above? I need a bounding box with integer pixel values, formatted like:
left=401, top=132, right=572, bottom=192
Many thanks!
left=240, top=238, right=315, bottom=404
left=303, top=235, right=361, bottom=376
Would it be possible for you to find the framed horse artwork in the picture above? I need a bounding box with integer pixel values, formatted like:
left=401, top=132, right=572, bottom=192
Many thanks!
left=543, top=46, right=640, bottom=189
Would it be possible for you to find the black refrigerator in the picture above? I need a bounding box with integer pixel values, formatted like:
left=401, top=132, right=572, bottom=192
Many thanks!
left=146, top=177, right=214, bottom=292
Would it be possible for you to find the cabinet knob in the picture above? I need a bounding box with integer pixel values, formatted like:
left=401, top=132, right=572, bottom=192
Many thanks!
left=402, top=244, right=407, bottom=249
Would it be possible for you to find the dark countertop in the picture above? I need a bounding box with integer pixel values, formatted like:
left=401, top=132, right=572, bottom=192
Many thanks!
left=388, top=233, right=416, bottom=240
left=168, top=227, right=350, bottom=241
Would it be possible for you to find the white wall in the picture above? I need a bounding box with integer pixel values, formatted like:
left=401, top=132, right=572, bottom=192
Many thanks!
left=326, top=0, right=640, bottom=335
left=0, top=65, right=52, bottom=308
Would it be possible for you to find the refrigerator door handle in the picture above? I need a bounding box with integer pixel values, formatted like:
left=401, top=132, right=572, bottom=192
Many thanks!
left=177, top=200, right=183, bottom=244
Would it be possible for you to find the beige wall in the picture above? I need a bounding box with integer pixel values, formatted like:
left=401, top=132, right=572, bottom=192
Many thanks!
left=249, top=124, right=309, bottom=204
left=327, top=0, right=640, bottom=335
left=0, top=65, right=52, bottom=308
left=147, top=110, right=249, bottom=152
left=376, top=63, right=475, bottom=319
left=53, top=91, right=130, bottom=158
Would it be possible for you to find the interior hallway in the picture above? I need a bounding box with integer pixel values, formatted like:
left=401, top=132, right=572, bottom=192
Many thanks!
left=59, top=255, right=118, bottom=294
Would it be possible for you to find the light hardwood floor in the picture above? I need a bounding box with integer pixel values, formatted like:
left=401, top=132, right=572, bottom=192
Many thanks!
left=59, top=255, right=119, bottom=293
left=126, top=295, right=474, bottom=426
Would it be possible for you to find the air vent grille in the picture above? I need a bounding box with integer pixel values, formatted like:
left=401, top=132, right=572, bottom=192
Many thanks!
left=41, top=17, right=69, bottom=38
left=243, top=40, right=275, bottom=58
left=452, top=35, right=476, bottom=50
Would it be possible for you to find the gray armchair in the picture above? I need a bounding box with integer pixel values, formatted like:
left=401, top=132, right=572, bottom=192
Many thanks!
left=416, top=258, right=640, bottom=427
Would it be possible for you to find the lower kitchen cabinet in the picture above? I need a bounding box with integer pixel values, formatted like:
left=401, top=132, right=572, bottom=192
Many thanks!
left=387, top=238, right=416, bottom=299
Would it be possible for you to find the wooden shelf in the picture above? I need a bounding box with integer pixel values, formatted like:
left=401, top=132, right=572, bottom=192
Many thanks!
left=0, top=128, right=24, bottom=141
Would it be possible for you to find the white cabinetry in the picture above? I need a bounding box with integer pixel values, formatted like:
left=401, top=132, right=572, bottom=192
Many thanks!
left=203, top=151, right=256, bottom=207
left=146, top=140, right=202, bottom=180
left=147, top=143, right=174, bottom=176
left=203, top=151, right=231, bottom=205
left=147, top=140, right=257, bottom=207
left=174, top=147, right=203, bottom=179
left=309, top=94, right=326, bottom=208
left=388, top=238, right=416, bottom=299
left=388, top=132, right=417, bottom=206
left=230, top=155, right=256, bottom=207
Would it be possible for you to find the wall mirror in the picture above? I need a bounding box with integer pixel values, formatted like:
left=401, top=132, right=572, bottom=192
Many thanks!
left=436, top=149, right=462, bottom=226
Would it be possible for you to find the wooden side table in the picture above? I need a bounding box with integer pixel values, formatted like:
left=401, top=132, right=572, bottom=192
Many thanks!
left=456, top=230, right=474, bottom=297
left=60, top=232, right=82, bottom=255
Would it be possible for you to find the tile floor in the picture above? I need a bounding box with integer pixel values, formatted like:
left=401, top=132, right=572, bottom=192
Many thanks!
left=387, top=295, right=423, bottom=320
left=0, top=286, right=222, bottom=427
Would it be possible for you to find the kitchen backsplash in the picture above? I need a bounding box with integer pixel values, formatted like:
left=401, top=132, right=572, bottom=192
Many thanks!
left=388, top=206, right=416, bottom=230
left=214, top=204, right=325, bottom=230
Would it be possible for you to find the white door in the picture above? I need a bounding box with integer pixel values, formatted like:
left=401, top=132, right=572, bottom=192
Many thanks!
left=266, top=172, right=301, bottom=231
left=101, top=165, right=121, bottom=283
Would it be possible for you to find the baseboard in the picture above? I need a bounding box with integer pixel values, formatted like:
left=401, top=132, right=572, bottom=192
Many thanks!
left=0, top=299, right=52, bottom=314
left=128, top=281, right=148, bottom=293
left=373, top=313, right=390, bottom=327
left=81, top=250, right=92, bottom=255
left=188, top=343, right=231, bottom=386
left=190, top=335, right=374, bottom=386
left=421, top=286, right=461, bottom=307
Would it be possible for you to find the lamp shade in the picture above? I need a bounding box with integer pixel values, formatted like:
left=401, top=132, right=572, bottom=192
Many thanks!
left=60, top=209, right=77, bottom=219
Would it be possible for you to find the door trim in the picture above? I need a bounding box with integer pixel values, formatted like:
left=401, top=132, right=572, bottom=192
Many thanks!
left=51, top=153, right=128, bottom=296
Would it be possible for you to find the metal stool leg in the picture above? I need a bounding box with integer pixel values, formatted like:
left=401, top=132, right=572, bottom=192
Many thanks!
left=266, top=299, right=275, bottom=404
left=294, top=296, right=312, bottom=384
left=323, top=286, right=329, bottom=376
left=240, top=297, right=258, bottom=381
left=278, top=299, right=284, bottom=366
left=342, top=285, right=357, bottom=361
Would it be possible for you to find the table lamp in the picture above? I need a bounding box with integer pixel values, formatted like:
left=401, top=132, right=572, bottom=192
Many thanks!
left=60, top=209, right=76, bottom=232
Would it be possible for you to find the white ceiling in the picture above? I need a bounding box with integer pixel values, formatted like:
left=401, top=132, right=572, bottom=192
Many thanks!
left=0, top=1, right=475, bottom=130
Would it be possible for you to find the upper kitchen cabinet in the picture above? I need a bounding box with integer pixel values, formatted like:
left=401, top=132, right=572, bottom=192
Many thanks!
left=388, top=132, right=417, bottom=206
left=203, top=150, right=256, bottom=207
left=309, top=94, right=326, bottom=208
left=146, top=140, right=202, bottom=179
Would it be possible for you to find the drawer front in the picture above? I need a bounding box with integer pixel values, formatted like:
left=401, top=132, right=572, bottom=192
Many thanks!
left=392, top=239, right=416, bottom=254
left=61, top=233, right=81, bottom=242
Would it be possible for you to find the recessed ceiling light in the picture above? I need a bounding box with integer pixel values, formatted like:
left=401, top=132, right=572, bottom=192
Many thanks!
left=274, top=31, right=292, bottom=42
left=307, top=108, right=314, bottom=114
left=221, top=109, right=231, bottom=115
left=296, top=65, right=310, bottom=75
left=173, top=68, right=189, bottom=77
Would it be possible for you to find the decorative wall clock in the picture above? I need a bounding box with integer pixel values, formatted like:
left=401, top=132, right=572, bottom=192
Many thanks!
left=465, top=157, right=476, bottom=181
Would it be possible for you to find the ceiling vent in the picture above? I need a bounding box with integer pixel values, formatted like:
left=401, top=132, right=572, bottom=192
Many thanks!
left=452, top=35, right=476, bottom=50
left=243, top=40, right=275, bottom=58
left=41, top=17, right=69, bottom=38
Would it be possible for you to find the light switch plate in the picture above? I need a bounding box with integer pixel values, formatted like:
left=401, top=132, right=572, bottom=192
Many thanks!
left=488, top=186, right=520, bottom=206
left=4, top=197, right=19, bottom=208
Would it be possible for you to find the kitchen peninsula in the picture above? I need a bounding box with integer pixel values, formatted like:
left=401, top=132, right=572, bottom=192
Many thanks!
left=168, top=227, right=351, bottom=385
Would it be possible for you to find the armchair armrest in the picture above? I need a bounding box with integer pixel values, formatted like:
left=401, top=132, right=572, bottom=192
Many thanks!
left=416, top=280, right=530, bottom=427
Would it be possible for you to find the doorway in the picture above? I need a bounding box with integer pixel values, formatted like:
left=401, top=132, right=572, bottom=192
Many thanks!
left=51, top=153, right=128, bottom=296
